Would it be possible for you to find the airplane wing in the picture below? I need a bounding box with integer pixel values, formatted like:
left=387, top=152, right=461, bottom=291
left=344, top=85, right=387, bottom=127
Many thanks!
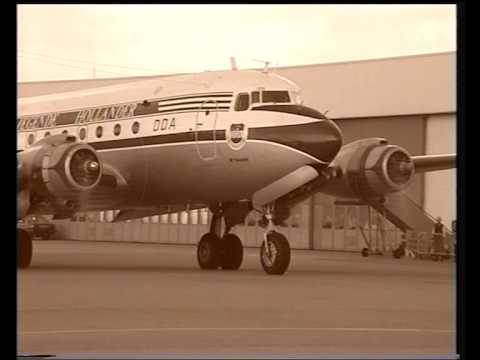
left=271, top=139, right=457, bottom=210
left=411, top=154, right=456, bottom=173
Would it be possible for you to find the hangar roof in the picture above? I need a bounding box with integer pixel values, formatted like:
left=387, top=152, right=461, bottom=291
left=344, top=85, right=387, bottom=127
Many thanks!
left=18, top=52, right=455, bottom=119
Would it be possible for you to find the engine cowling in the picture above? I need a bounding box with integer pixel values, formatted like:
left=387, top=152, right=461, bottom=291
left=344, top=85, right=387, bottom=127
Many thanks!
left=321, top=138, right=415, bottom=199
left=18, top=134, right=102, bottom=215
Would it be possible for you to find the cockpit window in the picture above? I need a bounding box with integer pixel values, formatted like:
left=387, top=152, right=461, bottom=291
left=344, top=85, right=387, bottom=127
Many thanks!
left=262, top=91, right=290, bottom=103
left=235, top=93, right=250, bottom=111
left=251, top=91, right=260, bottom=104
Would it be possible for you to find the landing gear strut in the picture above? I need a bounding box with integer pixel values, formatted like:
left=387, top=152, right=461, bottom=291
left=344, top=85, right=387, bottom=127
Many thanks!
left=259, top=205, right=291, bottom=275
left=17, top=229, right=32, bottom=269
left=197, top=209, right=244, bottom=271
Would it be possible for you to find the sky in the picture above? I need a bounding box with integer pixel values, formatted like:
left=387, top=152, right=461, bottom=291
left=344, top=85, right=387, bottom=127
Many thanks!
left=17, top=4, right=456, bottom=82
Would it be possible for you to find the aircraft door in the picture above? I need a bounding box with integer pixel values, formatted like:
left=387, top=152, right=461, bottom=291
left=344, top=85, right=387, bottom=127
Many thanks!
left=194, top=100, right=218, bottom=161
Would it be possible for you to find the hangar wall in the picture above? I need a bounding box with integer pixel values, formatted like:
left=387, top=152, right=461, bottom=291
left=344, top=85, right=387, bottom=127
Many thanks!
left=424, top=114, right=456, bottom=224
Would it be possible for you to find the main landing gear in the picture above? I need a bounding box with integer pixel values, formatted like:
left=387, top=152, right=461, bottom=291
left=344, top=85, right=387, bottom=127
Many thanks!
left=197, top=210, right=244, bottom=270
left=17, top=228, right=32, bottom=269
left=196, top=204, right=291, bottom=275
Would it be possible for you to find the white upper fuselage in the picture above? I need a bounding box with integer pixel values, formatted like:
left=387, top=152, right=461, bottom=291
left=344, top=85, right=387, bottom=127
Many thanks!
left=18, top=70, right=303, bottom=147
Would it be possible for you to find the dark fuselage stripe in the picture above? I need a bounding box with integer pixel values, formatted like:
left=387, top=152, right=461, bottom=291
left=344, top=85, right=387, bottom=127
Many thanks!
left=89, top=121, right=338, bottom=164
left=55, top=112, right=79, bottom=125
left=156, top=106, right=230, bottom=114
left=156, top=93, right=233, bottom=102
left=91, top=130, right=227, bottom=150
left=157, top=100, right=232, bottom=108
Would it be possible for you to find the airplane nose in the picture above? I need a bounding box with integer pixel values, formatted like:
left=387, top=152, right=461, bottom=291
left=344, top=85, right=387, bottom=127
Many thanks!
left=319, top=119, right=343, bottom=162
left=286, top=119, right=343, bottom=163
left=249, top=119, right=343, bottom=164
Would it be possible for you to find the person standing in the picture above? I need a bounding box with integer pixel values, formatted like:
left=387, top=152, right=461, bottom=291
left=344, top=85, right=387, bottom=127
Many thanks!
left=432, top=216, right=445, bottom=261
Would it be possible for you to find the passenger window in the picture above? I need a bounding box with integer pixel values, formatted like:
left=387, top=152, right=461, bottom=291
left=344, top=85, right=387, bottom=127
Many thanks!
left=62, top=130, right=68, bottom=135
left=153, top=119, right=160, bottom=131
left=44, top=132, right=51, bottom=138
left=251, top=91, right=260, bottom=104
left=96, top=126, right=103, bottom=138
left=234, top=93, right=250, bottom=111
left=132, top=121, right=140, bottom=134
left=79, top=128, right=86, bottom=140
left=27, top=133, right=35, bottom=145
left=114, top=123, right=121, bottom=136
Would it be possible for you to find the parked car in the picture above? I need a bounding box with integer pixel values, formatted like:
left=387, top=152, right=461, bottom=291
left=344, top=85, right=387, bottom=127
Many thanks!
left=18, top=216, right=55, bottom=240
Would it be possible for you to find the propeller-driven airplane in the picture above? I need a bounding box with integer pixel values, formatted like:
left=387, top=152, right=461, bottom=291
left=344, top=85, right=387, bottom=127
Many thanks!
left=17, top=64, right=456, bottom=274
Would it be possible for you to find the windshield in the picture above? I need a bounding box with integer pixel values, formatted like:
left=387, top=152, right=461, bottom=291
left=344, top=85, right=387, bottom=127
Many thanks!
left=262, top=91, right=290, bottom=103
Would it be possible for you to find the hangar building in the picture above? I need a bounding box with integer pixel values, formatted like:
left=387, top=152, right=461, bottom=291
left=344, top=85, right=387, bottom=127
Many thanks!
left=18, top=52, right=456, bottom=252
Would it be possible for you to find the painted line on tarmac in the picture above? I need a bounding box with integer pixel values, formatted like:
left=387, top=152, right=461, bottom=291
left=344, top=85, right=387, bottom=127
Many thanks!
left=21, top=327, right=454, bottom=335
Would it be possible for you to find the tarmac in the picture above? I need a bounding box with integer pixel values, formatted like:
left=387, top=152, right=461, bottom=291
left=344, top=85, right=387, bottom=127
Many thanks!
left=17, top=240, right=456, bottom=357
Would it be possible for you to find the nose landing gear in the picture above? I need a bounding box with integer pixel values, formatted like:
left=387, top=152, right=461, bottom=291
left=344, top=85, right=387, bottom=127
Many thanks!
left=259, top=206, right=291, bottom=275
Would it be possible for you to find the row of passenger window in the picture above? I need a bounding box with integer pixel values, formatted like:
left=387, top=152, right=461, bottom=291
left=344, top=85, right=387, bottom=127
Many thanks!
left=25, top=121, right=142, bottom=145
left=95, top=121, right=141, bottom=138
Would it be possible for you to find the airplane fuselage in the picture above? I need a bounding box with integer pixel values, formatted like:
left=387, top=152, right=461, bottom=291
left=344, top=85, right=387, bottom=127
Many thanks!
left=17, top=70, right=343, bottom=212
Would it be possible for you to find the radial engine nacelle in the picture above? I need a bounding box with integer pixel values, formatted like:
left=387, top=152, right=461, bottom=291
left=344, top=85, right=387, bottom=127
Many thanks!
left=320, top=138, right=415, bottom=199
left=17, top=134, right=102, bottom=217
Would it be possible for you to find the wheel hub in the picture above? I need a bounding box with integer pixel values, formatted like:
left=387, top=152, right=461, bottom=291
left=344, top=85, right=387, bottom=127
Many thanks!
left=262, top=241, right=277, bottom=267
left=199, top=242, right=211, bottom=262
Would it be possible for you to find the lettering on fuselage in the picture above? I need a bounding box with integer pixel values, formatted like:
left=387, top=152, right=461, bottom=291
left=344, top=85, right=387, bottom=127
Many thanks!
left=18, top=91, right=232, bottom=132
left=75, top=103, right=137, bottom=124
left=17, top=103, right=138, bottom=131
left=153, top=117, right=176, bottom=131
left=17, top=114, right=57, bottom=131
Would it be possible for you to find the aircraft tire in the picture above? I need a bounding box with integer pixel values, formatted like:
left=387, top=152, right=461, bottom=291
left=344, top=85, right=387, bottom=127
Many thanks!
left=197, top=233, right=221, bottom=270
left=18, top=229, right=32, bottom=269
left=260, top=231, right=291, bottom=275
left=221, top=233, right=243, bottom=270
left=361, top=248, right=369, bottom=257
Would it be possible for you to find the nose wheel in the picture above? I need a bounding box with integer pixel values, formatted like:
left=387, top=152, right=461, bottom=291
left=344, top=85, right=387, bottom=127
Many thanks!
left=258, top=204, right=291, bottom=275
left=260, top=231, right=290, bottom=275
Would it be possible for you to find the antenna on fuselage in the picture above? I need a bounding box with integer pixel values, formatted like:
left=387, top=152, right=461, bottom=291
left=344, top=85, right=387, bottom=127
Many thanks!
left=230, top=57, right=238, bottom=71
left=273, top=60, right=279, bottom=73
left=252, top=59, right=271, bottom=73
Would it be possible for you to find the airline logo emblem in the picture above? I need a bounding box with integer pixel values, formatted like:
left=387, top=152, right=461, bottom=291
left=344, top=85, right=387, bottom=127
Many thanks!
left=227, top=123, right=248, bottom=150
